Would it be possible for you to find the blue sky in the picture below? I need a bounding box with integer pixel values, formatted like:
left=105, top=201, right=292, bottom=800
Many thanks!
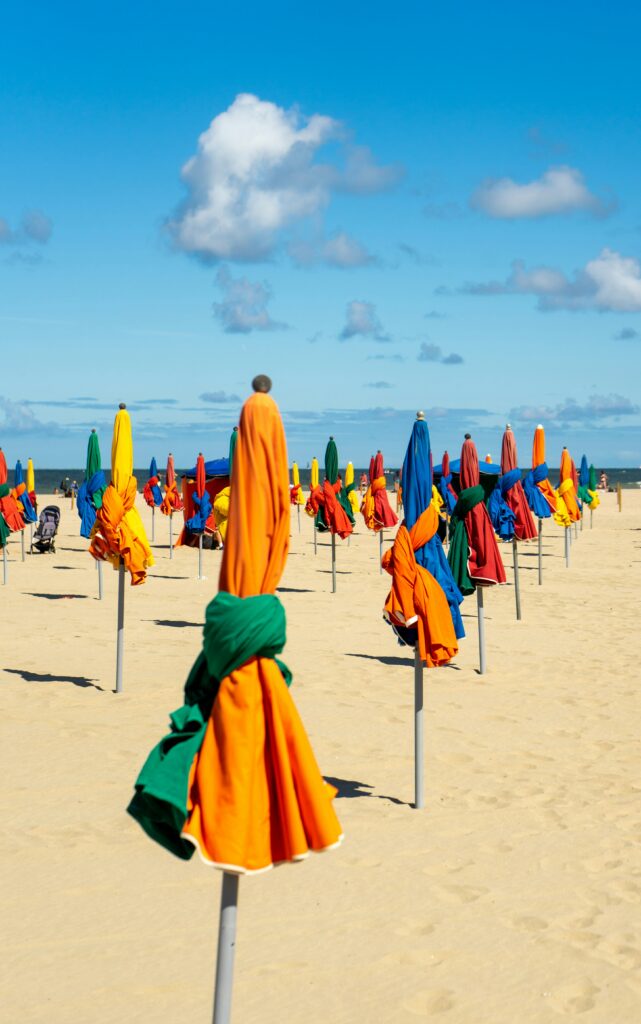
left=1, top=1, right=640, bottom=468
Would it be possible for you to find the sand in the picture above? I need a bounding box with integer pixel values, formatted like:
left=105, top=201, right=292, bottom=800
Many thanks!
left=1, top=490, right=640, bottom=1023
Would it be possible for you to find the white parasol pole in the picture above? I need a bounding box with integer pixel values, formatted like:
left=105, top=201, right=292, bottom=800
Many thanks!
left=331, top=532, right=336, bottom=593
left=169, top=513, right=173, bottom=559
left=115, top=561, right=125, bottom=693
left=512, top=538, right=522, bottom=620
left=477, top=586, right=486, bottom=675
left=212, top=872, right=239, bottom=1024
left=152, top=506, right=155, bottom=543
left=565, top=527, right=570, bottom=568
left=414, top=645, right=424, bottom=809
left=537, top=518, right=543, bottom=585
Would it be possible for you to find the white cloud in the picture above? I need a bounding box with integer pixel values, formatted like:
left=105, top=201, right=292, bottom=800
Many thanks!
left=509, top=394, right=639, bottom=424
left=289, top=231, right=374, bottom=268
left=213, top=266, right=287, bottom=333
left=471, top=165, right=607, bottom=219
left=340, top=300, right=388, bottom=342
left=0, top=396, right=64, bottom=435
left=461, top=248, right=641, bottom=312
left=417, top=342, right=464, bottom=365
left=168, top=93, right=402, bottom=262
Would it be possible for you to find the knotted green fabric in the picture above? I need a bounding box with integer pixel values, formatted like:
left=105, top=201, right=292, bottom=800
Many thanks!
left=447, top=485, right=485, bottom=596
left=0, top=485, right=11, bottom=547
left=127, top=591, right=291, bottom=859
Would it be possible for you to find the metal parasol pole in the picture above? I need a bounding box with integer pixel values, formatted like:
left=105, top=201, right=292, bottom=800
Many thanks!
left=30, top=522, right=34, bottom=551
left=20, top=530, right=25, bottom=562
left=590, top=508, right=593, bottom=529
left=198, top=534, right=204, bottom=580
left=297, top=504, right=300, bottom=533
left=580, top=509, right=584, bottom=532
left=169, top=513, right=173, bottom=559
left=2, top=544, right=7, bottom=584
left=414, top=645, right=424, bottom=810
left=212, top=872, right=239, bottom=1024
left=512, top=538, right=522, bottom=620
left=313, top=517, right=317, bottom=555
left=115, top=560, right=125, bottom=693
left=331, top=532, right=336, bottom=593
left=477, top=587, right=486, bottom=675
left=537, top=518, right=543, bottom=585
left=98, top=559, right=103, bottom=600
left=151, top=506, right=155, bottom=543
left=564, top=527, right=570, bottom=568
left=379, top=530, right=383, bottom=573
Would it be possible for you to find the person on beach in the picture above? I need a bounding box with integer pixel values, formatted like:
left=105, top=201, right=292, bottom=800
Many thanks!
left=599, top=471, right=608, bottom=490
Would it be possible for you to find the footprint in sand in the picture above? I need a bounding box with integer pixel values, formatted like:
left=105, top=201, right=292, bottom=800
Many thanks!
left=510, top=914, right=549, bottom=932
left=544, top=979, right=600, bottom=1015
left=432, top=883, right=488, bottom=904
left=393, top=919, right=436, bottom=938
left=402, top=988, right=455, bottom=1015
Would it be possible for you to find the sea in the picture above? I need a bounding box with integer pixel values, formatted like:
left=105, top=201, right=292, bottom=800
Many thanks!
left=29, top=467, right=641, bottom=494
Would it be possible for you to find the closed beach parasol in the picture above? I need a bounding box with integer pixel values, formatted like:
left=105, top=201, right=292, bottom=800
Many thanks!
left=90, top=405, right=153, bottom=691
left=448, top=434, right=505, bottom=673
left=361, top=450, right=398, bottom=571
left=344, top=461, right=361, bottom=519
left=307, top=438, right=353, bottom=591
left=77, top=429, right=107, bottom=596
left=143, top=457, right=163, bottom=542
left=0, top=449, right=13, bottom=583
left=161, top=453, right=183, bottom=559
left=185, top=453, right=211, bottom=580
left=128, top=376, right=342, bottom=1022
left=382, top=412, right=460, bottom=807
left=306, top=456, right=320, bottom=554
left=522, top=424, right=558, bottom=584
left=14, top=459, right=36, bottom=560
left=586, top=462, right=600, bottom=526
left=290, top=461, right=305, bottom=533
left=26, top=458, right=37, bottom=514
left=557, top=447, right=580, bottom=566
left=499, top=425, right=537, bottom=619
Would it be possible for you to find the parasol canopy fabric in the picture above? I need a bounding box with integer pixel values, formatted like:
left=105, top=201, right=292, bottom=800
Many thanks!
left=13, top=461, right=37, bottom=523
left=523, top=425, right=557, bottom=520
left=344, top=462, right=361, bottom=518
left=577, top=454, right=598, bottom=509
left=556, top=448, right=581, bottom=524
left=161, top=454, right=183, bottom=516
left=89, top=407, right=153, bottom=585
left=437, top=450, right=457, bottom=514
left=185, top=454, right=213, bottom=533
left=77, top=430, right=107, bottom=538
left=587, top=464, right=600, bottom=509
left=290, top=462, right=305, bottom=506
left=448, top=436, right=506, bottom=593
left=499, top=427, right=537, bottom=541
left=143, top=457, right=163, bottom=508
left=128, top=388, right=343, bottom=873
left=382, top=503, right=458, bottom=667
left=307, top=438, right=353, bottom=537
left=305, top=457, right=320, bottom=518
left=228, top=427, right=238, bottom=476
left=0, top=450, right=6, bottom=485
left=26, top=458, right=37, bottom=511
left=400, top=416, right=465, bottom=639
left=361, top=451, right=398, bottom=531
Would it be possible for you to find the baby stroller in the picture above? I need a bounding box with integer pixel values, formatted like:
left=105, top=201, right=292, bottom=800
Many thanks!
left=31, top=505, right=61, bottom=554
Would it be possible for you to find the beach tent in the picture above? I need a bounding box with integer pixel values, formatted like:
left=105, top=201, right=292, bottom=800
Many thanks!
left=128, top=377, right=342, bottom=1021
left=90, top=404, right=153, bottom=692
left=177, top=457, right=229, bottom=549
left=448, top=434, right=506, bottom=673
left=381, top=412, right=459, bottom=808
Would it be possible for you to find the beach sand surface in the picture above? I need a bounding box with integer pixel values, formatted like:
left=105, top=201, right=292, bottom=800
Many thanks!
left=1, top=490, right=640, bottom=1023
